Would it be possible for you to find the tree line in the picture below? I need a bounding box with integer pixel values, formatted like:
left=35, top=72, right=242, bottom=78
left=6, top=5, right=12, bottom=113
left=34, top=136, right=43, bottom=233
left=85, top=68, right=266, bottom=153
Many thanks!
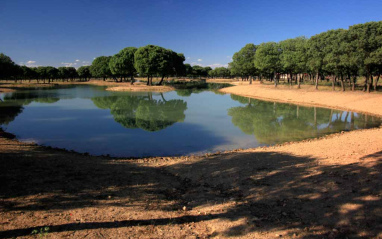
left=1, top=21, right=381, bottom=90
left=229, top=21, right=382, bottom=92
left=0, top=45, right=227, bottom=85
left=0, top=53, right=92, bottom=83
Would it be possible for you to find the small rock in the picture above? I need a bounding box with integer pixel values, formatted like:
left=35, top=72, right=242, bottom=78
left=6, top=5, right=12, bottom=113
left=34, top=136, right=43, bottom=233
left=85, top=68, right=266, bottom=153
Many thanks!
left=182, top=206, right=187, bottom=211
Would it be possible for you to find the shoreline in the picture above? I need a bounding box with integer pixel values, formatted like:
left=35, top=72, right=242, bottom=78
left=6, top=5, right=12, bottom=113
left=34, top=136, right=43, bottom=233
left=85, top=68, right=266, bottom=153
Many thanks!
left=219, top=81, right=382, bottom=117
left=1, top=81, right=382, bottom=238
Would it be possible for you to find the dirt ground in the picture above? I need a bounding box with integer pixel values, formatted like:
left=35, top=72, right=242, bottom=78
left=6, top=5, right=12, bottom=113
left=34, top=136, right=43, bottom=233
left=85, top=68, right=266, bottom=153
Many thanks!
left=1, top=81, right=382, bottom=238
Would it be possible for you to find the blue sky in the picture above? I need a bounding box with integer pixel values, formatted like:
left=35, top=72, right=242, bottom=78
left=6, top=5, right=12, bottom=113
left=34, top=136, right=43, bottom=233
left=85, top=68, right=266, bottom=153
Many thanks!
left=1, top=0, right=381, bottom=69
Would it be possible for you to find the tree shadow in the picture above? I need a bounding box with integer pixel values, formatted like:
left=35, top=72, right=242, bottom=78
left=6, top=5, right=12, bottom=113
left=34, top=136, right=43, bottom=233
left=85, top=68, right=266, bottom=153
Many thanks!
left=0, top=142, right=182, bottom=212
left=1, top=140, right=381, bottom=238
left=163, top=151, right=382, bottom=238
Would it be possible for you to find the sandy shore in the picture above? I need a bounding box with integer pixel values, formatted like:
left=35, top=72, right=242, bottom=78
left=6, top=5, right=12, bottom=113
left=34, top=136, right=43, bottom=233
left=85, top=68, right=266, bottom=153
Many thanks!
left=220, top=81, right=382, bottom=116
left=1, top=81, right=382, bottom=238
left=0, top=79, right=175, bottom=92
left=107, top=85, right=174, bottom=92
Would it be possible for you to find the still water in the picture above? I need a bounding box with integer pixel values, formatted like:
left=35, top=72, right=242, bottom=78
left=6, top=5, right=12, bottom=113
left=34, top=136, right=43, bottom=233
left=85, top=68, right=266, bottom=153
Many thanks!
left=1, top=85, right=381, bottom=157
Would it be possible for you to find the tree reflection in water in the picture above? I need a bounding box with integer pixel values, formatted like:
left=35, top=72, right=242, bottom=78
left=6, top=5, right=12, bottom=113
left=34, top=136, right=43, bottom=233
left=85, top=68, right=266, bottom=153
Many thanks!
left=228, top=94, right=382, bottom=144
left=92, top=92, right=187, bottom=131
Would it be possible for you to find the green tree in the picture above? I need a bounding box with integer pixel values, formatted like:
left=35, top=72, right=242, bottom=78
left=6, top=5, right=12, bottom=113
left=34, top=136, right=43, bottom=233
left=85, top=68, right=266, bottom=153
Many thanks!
left=134, top=45, right=173, bottom=86
left=254, top=42, right=281, bottom=87
left=229, top=43, right=257, bottom=83
left=171, top=53, right=186, bottom=77
left=184, top=64, right=193, bottom=77
left=91, top=56, right=112, bottom=81
left=0, top=53, right=17, bottom=82
left=77, top=66, right=92, bottom=81
left=279, top=37, right=308, bottom=88
left=349, top=21, right=382, bottom=92
left=109, top=47, right=137, bottom=84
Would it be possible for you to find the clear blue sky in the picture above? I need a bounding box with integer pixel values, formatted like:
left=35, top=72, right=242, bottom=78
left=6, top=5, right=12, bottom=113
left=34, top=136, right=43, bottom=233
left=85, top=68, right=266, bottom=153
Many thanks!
left=1, top=0, right=381, bottom=69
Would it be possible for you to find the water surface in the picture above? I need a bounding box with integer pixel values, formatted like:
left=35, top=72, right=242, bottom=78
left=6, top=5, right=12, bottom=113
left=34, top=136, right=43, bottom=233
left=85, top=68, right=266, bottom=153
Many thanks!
left=1, top=85, right=381, bottom=157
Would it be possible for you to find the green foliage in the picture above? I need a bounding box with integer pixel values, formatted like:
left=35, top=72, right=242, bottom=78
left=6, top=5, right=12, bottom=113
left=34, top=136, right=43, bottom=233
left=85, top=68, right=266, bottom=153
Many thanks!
left=77, top=66, right=92, bottom=80
left=134, top=45, right=169, bottom=77
left=279, top=37, right=308, bottom=74
left=184, top=63, right=193, bottom=76
left=0, top=53, right=18, bottom=80
left=229, top=43, right=257, bottom=78
left=254, top=42, right=281, bottom=78
left=109, top=47, right=137, bottom=78
left=134, top=45, right=182, bottom=85
left=91, top=56, right=112, bottom=79
left=31, top=227, right=50, bottom=238
left=209, top=67, right=230, bottom=78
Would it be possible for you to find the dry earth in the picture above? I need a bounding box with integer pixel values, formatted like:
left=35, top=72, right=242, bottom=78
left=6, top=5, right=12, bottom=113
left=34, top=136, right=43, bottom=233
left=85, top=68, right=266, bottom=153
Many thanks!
left=0, top=81, right=382, bottom=238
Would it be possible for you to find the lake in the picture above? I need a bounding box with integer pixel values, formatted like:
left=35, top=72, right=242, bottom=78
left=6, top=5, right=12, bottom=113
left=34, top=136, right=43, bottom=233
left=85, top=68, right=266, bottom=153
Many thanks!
left=1, top=84, right=381, bottom=157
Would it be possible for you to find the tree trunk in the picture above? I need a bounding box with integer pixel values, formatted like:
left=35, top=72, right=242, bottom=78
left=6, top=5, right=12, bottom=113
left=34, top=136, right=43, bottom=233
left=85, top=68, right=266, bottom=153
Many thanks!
left=130, top=76, right=134, bottom=85
left=315, top=73, right=319, bottom=90
left=158, top=76, right=165, bottom=85
left=332, top=75, right=335, bottom=91
left=374, top=74, right=380, bottom=91
left=340, top=75, right=345, bottom=92
left=297, top=75, right=301, bottom=89
left=249, top=76, right=252, bottom=85
left=273, top=73, right=277, bottom=88
left=352, top=76, right=356, bottom=91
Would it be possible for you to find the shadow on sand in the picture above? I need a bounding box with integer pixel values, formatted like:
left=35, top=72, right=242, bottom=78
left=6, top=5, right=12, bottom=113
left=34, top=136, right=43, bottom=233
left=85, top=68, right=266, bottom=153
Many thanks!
left=0, top=136, right=381, bottom=238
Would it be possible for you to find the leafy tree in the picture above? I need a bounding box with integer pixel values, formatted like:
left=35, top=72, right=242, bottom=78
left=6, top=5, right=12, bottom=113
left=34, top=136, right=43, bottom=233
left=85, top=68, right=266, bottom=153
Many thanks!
left=349, top=21, right=382, bottom=92
left=208, top=67, right=231, bottom=78
left=91, top=56, right=112, bottom=81
left=322, top=29, right=348, bottom=91
left=184, top=64, right=193, bottom=77
left=109, top=47, right=137, bottom=83
left=77, top=66, right=92, bottom=81
left=171, top=52, right=186, bottom=77
left=46, top=66, right=59, bottom=83
left=134, top=45, right=173, bottom=86
left=0, top=53, right=17, bottom=81
left=279, top=37, right=308, bottom=88
left=58, top=67, right=70, bottom=81
left=229, top=43, right=257, bottom=83
left=254, top=42, right=281, bottom=87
